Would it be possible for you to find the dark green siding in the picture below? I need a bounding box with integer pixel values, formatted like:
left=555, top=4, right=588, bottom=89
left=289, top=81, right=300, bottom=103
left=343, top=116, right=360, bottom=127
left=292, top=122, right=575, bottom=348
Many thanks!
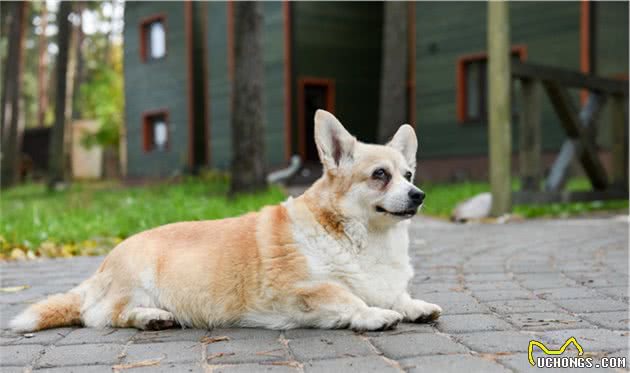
left=206, top=2, right=287, bottom=169
left=292, top=2, right=383, bottom=144
left=594, top=2, right=629, bottom=148
left=206, top=2, right=232, bottom=169
left=124, top=2, right=191, bottom=177
left=415, top=2, right=583, bottom=159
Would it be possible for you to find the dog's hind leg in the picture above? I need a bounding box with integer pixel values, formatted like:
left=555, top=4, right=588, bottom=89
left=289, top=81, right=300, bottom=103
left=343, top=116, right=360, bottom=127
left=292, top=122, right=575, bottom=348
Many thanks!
left=292, top=283, right=403, bottom=331
left=112, top=305, right=178, bottom=330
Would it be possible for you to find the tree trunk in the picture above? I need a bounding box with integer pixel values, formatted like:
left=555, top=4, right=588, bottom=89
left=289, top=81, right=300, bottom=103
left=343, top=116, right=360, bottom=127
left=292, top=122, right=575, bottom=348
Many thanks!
left=47, top=0, right=73, bottom=189
left=38, top=3, right=48, bottom=127
left=229, top=1, right=267, bottom=194
left=72, top=2, right=85, bottom=120
left=377, top=1, right=408, bottom=143
left=0, top=1, right=27, bottom=189
left=487, top=0, right=512, bottom=216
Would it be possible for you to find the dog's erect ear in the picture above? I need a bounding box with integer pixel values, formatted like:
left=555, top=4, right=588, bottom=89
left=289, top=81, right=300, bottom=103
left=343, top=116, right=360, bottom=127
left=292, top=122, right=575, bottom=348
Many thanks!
left=387, top=124, right=418, bottom=169
left=314, top=110, right=356, bottom=172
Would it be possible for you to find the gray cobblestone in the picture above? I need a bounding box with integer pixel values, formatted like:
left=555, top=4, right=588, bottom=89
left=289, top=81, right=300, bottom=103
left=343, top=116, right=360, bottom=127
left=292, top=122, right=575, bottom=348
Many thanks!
left=370, top=332, right=468, bottom=358
left=0, top=216, right=626, bottom=372
left=288, top=335, right=374, bottom=360
left=123, top=341, right=202, bottom=364
left=0, top=344, right=45, bottom=366
left=36, top=343, right=124, bottom=368
left=504, top=312, right=595, bottom=331
left=436, top=314, right=513, bottom=333
left=400, top=354, right=512, bottom=373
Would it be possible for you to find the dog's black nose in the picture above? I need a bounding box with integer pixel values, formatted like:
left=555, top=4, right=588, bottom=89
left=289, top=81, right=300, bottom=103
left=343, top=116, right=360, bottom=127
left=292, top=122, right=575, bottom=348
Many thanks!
left=408, top=189, right=425, bottom=205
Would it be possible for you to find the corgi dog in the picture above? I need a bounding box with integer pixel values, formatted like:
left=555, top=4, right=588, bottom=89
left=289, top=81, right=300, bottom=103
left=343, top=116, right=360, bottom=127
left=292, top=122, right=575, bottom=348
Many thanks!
left=10, top=110, right=441, bottom=333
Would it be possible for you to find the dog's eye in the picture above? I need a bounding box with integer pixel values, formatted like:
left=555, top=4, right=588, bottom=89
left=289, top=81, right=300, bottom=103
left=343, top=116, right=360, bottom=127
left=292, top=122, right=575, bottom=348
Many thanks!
left=372, top=168, right=389, bottom=181
left=404, top=171, right=413, bottom=181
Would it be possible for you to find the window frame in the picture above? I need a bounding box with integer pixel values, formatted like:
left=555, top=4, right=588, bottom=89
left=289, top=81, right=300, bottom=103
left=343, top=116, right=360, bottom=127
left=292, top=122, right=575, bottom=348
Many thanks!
left=139, top=14, right=167, bottom=63
left=456, top=45, right=527, bottom=125
left=142, top=109, right=170, bottom=153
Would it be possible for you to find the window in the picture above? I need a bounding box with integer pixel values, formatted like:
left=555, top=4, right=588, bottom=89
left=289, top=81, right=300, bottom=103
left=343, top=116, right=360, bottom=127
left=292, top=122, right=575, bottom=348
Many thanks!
left=140, top=15, right=166, bottom=62
left=456, top=45, right=527, bottom=124
left=143, top=111, right=169, bottom=152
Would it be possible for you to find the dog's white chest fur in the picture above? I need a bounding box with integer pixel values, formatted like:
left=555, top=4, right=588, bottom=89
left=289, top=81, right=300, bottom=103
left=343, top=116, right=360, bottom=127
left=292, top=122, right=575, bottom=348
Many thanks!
left=286, top=199, right=414, bottom=309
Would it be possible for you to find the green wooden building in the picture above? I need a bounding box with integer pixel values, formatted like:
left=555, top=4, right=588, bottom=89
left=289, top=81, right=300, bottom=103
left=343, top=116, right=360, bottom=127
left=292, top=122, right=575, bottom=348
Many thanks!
left=123, top=1, right=628, bottom=180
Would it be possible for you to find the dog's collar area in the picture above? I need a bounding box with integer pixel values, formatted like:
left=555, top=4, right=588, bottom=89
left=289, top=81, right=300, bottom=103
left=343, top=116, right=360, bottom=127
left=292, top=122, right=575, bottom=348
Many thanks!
left=375, top=206, right=417, bottom=218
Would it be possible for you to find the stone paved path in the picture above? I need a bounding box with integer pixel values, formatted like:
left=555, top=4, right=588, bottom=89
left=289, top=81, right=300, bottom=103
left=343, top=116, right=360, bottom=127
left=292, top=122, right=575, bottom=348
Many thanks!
left=1, top=216, right=628, bottom=372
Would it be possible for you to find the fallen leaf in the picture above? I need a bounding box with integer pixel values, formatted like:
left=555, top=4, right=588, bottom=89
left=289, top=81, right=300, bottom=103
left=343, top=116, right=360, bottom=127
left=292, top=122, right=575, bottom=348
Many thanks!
left=0, top=285, right=30, bottom=293
left=207, top=352, right=235, bottom=361
left=200, top=336, right=230, bottom=344
left=112, top=357, right=163, bottom=370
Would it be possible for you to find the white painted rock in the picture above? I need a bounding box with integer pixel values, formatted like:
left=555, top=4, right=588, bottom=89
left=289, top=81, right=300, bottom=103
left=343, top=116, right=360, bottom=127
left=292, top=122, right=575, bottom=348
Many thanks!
left=452, top=192, right=492, bottom=222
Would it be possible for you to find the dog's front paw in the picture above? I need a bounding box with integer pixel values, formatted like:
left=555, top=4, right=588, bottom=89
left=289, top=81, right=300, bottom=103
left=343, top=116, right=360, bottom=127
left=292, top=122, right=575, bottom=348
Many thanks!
left=350, top=307, right=403, bottom=331
left=399, top=299, right=442, bottom=323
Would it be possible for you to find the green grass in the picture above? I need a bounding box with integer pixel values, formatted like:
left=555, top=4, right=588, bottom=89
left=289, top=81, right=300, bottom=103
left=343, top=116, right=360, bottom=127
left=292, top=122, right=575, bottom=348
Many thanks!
left=0, top=174, right=286, bottom=257
left=0, top=174, right=626, bottom=258
left=421, top=178, right=628, bottom=219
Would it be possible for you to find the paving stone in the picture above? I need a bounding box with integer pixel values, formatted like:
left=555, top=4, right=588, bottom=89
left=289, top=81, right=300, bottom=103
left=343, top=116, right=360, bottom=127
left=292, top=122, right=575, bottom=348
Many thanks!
left=206, top=338, right=288, bottom=364
left=123, top=341, right=202, bottom=364
left=36, top=343, right=124, bottom=368
left=440, top=300, right=490, bottom=315
left=464, top=281, right=522, bottom=291
left=370, top=332, right=467, bottom=359
left=58, top=327, right=137, bottom=345
left=486, top=299, right=561, bottom=314
left=114, top=362, right=205, bottom=373
left=6, top=328, right=75, bottom=346
left=455, top=331, right=540, bottom=353
left=35, top=365, right=115, bottom=373
left=283, top=328, right=356, bottom=339
left=400, top=354, right=512, bottom=373
left=465, top=273, right=513, bottom=283
left=552, top=298, right=629, bottom=313
left=436, top=314, right=512, bottom=333
left=303, top=356, right=399, bottom=373
left=288, top=335, right=374, bottom=360
left=539, top=329, right=629, bottom=352
left=578, top=311, right=630, bottom=330
left=213, top=363, right=297, bottom=373
left=131, top=328, right=209, bottom=344
left=209, top=328, right=281, bottom=341
left=596, top=286, right=629, bottom=301
left=0, top=344, right=44, bottom=366
left=360, top=322, right=436, bottom=337
left=473, top=289, right=534, bottom=302
left=534, top=287, right=602, bottom=300
left=504, top=312, right=595, bottom=331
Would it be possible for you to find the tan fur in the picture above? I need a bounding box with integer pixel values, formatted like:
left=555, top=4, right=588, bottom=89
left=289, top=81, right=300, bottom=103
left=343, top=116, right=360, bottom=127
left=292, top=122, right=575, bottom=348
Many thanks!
left=33, top=293, right=82, bottom=330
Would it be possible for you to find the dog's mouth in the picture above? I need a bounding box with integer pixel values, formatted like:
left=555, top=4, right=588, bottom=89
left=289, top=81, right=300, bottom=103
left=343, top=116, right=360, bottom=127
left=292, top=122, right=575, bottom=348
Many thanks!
left=375, top=206, right=418, bottom=218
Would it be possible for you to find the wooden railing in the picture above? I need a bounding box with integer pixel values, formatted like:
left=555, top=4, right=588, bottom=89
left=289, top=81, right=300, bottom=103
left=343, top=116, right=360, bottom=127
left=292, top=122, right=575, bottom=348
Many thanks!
left=511, top=61, right=628, bottom=204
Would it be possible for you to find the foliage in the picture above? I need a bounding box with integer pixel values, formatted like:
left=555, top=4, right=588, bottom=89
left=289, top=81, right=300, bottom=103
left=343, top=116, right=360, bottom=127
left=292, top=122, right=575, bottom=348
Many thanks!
left=420, top=178, right=628, bottom=218
left=0, top=174, right=286, bottom=259
left=78, top=43, right=124, bottom=149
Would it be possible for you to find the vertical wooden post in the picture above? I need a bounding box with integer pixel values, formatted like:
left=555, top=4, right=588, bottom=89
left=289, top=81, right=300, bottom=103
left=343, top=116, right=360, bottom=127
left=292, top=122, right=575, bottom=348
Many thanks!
left=610, top=94, right=628, bottom=190
left=488, top=0, right=512, bottom=216
left=519, top=78, right=542, bottom=191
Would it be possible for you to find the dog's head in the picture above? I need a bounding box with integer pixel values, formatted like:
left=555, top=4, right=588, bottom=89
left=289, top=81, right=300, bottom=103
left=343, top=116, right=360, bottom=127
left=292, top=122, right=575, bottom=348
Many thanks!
left=314, top=110, right=424, bottom=227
